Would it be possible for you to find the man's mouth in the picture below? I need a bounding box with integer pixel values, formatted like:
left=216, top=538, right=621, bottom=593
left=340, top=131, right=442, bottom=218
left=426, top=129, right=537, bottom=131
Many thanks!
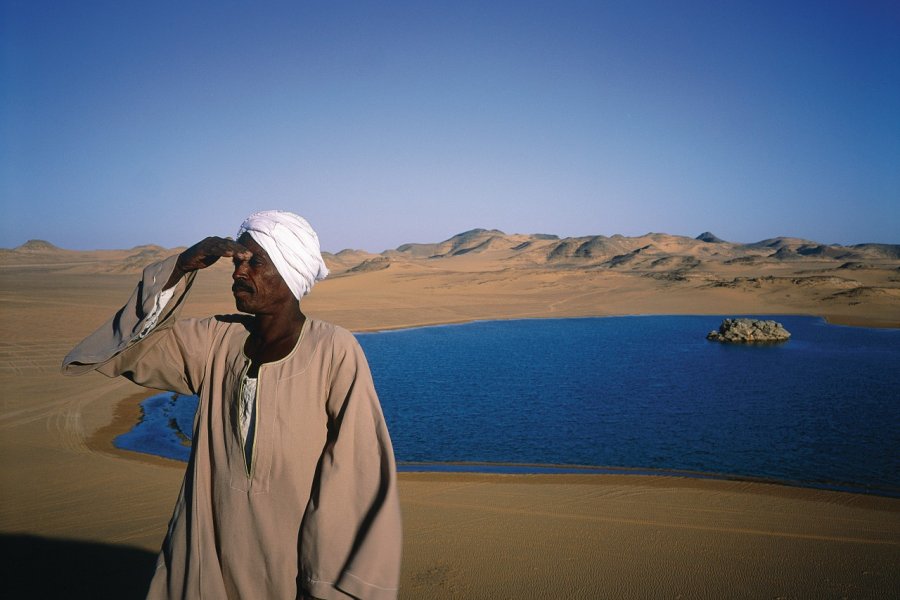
left=232, top=283, right=254, bottom=294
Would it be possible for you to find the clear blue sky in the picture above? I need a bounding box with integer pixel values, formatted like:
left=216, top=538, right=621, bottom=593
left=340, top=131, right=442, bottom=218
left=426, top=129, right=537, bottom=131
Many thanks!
left=2, top=1, right=898, bottom=251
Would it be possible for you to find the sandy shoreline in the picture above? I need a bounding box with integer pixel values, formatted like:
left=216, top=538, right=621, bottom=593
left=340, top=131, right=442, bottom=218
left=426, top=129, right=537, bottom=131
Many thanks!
left=347, top=311, right=899, bottom=333
left=2, top=247, right=899, bottom=598
left=94, top=390, right=899, bottom=499
left=57, top=387, right=900, bottom=598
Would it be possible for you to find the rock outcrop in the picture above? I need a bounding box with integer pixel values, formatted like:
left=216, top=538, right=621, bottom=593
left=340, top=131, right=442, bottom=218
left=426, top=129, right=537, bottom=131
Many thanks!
left=696, top=231, right=725, bottom=243
left=347, top=256, right=391, bottom=273
left=706, top=318, right=791, bottom=343
left=15, top=239, right=61, bottom=252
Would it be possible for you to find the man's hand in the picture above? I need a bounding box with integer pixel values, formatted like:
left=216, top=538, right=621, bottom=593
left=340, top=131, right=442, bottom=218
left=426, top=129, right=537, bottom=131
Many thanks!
left=164, top=236, right=251, bottom=290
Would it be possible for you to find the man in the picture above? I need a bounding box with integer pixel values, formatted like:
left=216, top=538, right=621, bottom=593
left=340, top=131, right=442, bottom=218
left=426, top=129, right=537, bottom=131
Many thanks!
left=62, top=210, right=402, bottom=600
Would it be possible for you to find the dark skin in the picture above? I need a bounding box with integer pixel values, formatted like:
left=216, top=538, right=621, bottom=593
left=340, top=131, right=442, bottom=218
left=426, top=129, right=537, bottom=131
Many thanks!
left=164, top=233, right=305, bottom=378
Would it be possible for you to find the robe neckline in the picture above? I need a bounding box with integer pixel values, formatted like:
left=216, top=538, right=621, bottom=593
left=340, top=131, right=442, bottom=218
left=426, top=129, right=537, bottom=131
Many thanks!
left=239, top=316, right=312, bottom=370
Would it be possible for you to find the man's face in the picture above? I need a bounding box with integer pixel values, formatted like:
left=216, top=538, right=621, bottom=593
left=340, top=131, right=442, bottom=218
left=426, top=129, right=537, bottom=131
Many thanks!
left=232, top=233, right=296, bottom=315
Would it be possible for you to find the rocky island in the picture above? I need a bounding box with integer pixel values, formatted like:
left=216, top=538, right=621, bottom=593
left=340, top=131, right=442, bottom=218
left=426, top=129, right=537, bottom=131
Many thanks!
left=707, top=318, right=791, bottom=343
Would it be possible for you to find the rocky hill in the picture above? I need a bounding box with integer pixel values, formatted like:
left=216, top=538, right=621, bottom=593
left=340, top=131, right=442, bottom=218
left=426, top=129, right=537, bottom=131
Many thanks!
left=3, top=230, right=898, bottom=328
left=3, top=232, right=899, bottom=318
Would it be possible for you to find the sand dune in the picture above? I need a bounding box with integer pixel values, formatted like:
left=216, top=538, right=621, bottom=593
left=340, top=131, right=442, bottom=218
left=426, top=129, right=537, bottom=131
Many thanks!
left=10, top=228, right=896, bottom=327
left=1, top=230, right=898, bottom=598
left=318, top=229, right=900, bottom=329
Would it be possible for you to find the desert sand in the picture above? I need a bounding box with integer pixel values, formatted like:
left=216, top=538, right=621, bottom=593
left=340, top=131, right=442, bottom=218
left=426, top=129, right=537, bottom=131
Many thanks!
left=1, top=230, right=898, bottom=598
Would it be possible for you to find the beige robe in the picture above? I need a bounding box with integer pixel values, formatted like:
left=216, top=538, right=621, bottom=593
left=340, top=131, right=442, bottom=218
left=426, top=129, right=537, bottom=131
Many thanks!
left=63, top=255, right=402, bottom=600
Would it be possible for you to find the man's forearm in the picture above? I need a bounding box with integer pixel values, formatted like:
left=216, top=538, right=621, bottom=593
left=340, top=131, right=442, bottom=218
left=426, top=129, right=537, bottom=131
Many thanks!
left=163, top=257, right=187, bottom=290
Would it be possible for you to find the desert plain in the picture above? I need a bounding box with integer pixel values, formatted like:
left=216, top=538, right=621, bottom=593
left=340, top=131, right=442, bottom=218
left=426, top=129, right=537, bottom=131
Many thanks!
left=1, top=229, right=899, bottom=598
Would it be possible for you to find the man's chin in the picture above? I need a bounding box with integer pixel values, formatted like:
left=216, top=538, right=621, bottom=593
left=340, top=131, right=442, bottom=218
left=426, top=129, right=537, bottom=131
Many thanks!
left=233, top=296, right=254, bottom=314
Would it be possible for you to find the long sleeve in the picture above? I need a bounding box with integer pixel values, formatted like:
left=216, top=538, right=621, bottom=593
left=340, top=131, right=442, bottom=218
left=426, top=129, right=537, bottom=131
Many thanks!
left=61, top=254, right=208, bottom=396
left=300, top=328, right=402, bottom=600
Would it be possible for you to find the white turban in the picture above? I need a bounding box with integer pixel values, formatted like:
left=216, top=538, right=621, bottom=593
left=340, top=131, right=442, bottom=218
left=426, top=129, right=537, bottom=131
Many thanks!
left=237, top=210, right=329, bottom=299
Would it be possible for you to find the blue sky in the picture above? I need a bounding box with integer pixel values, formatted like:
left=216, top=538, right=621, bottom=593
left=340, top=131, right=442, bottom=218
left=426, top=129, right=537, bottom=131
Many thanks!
left=2, top=0, right=898, bottom=252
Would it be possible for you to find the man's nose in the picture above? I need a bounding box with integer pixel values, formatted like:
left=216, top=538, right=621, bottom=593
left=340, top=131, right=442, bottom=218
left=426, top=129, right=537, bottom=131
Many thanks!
left=233, top=262, right=249, bottom=280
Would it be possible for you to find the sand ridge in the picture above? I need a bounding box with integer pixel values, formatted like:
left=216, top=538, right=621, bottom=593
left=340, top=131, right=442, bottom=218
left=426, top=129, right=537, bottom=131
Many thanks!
left=4, top=230, right=899, bottom=332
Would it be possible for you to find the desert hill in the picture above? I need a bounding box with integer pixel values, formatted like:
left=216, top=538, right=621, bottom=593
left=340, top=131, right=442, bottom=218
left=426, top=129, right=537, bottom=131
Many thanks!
left=16, top=239, right=62, bottom=252
left=2, top=231, right=898, bottom=328
left=0, top=240, right=190, bottom=273
left=696, top=232, right=726, bottom=243
left=6, top=231, right=897, bottom=275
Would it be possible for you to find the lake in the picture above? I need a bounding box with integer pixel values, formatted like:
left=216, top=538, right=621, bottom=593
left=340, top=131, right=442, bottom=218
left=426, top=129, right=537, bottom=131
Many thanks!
left=114, top=315, right=900, bottom=496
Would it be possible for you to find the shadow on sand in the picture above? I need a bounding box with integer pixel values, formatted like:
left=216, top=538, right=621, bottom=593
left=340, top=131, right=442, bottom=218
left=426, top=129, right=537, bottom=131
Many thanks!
left=0, top=533, right=157, bottom=599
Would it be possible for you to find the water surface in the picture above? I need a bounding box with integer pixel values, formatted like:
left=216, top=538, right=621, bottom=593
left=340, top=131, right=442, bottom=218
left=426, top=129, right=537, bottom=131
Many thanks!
left=115, top=315, right=900, bottom=495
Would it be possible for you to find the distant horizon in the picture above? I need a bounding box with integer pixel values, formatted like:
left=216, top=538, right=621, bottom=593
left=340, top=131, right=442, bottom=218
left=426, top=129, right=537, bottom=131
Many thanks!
left=6, top=226, right=897, bottom=254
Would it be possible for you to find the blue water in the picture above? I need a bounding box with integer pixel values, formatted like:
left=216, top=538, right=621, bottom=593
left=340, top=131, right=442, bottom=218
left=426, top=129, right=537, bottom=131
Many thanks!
left=114, top=315, right=900, bottom=495
left=115, top=392, right=196, bottom=462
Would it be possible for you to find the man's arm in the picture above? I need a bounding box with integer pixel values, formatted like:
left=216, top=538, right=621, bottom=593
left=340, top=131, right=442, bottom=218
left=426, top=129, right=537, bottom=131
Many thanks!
left=61, top=236, right=251, bottom=388
left=163, top=236, right=251, bottom=290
